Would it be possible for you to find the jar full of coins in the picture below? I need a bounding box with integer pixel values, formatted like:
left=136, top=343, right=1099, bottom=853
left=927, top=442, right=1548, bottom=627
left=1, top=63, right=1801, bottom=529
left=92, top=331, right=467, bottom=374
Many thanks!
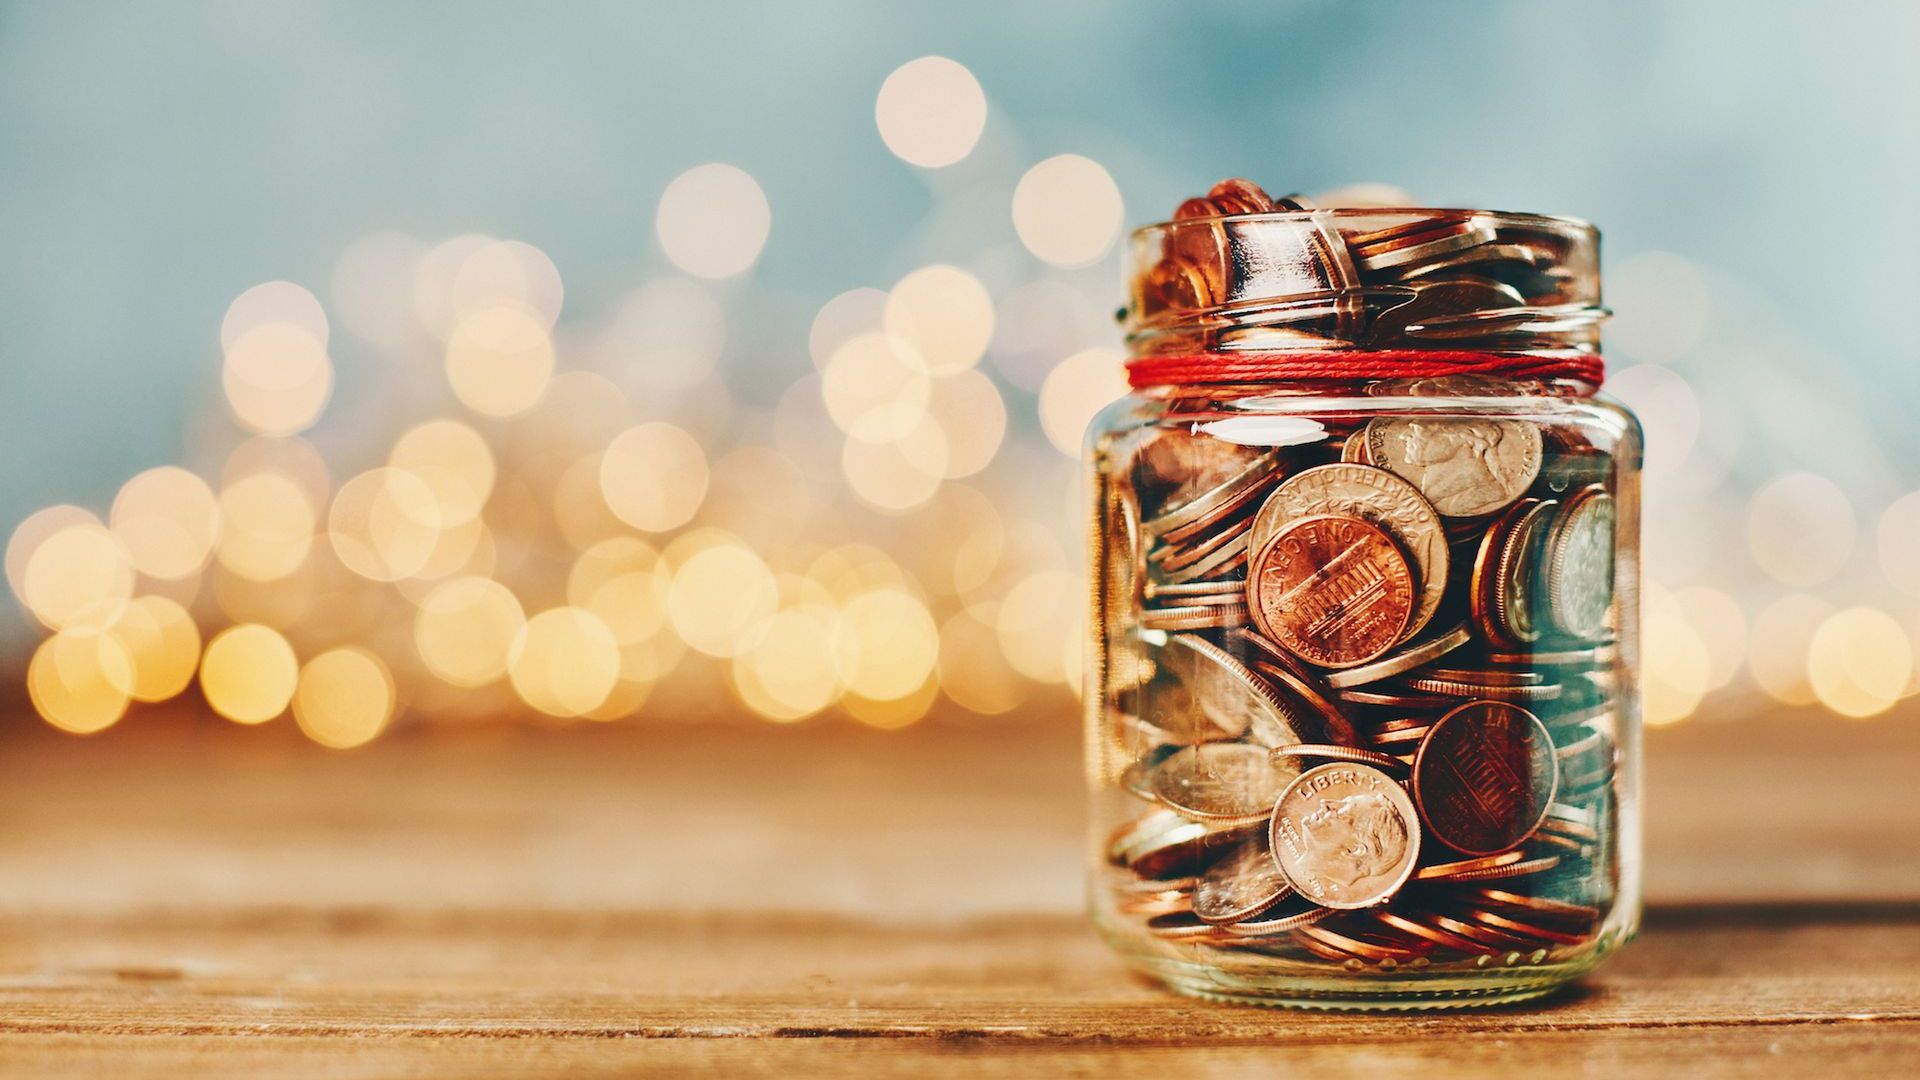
left=1085, top=180, right=1640, bottom=1008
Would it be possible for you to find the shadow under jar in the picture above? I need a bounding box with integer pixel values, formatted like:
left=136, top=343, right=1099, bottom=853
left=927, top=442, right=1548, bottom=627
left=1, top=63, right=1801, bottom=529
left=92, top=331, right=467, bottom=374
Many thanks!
left=1085, top=191, right=1642, bottom=1009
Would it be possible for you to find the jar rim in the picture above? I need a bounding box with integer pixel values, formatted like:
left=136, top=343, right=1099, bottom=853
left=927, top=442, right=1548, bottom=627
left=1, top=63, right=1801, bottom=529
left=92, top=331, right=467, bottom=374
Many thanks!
left=1129, top=208, right=1598, bottom=243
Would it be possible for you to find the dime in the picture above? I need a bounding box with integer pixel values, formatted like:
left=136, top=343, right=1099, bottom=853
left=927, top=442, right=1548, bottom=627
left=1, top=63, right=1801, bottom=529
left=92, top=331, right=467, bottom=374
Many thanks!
left=1193, top=833, right=1294, bottom=924
left=1141, top=450, right=1279, bottom=540
left=1364, top=416, right=1542, bottom=518
left=1247, top=515, right=1416, bottom=669
left=1140, top=603, right=1250, bottom=632
left=1269, top=763, right=1421, bottom=910
left=1157, top=634, right=1315, bottom=750
left=1150, top=743, right=1293, bottom=823
left=1146, top=911, right=1218, bottom=941
left=1248, top=463, right=1450, bottom=637
left=1434, top=854, right=1562, bottom=882
left=1401, top=675, right=1563, bottom=703
left=1412, top=701, right=1558, bottom=856
left=1271, top=743, right=1408, bottom=771
left=1543, top=485, right=1616, bottom=640
left=1324, top=623, right=1472, bottom=688
left=1216, top=895, right=1334, bottom=937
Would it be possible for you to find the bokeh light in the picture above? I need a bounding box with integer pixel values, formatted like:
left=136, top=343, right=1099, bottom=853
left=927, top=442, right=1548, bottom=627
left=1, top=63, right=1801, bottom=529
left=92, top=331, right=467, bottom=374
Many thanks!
left=821, top=332, right=931, bottom=443
left=110, top=466, right=220, bottom=580
left=599, top=422, right=710, bottom=532
left=294, top=647, right=397, bottom=749
left=1011, top=154, right=1124, bottom=268
left=444, top=304, right=556, bottom=417
left=415, top=576, right=525, bottom=688
left=1748, top=594, right=1837, bottom=707
left=19, top=521, right=134, bottom=633
left=508, top=607, right=622, bottom=717
left=328, top=468, right=443, bottom=582
left=1038, top=347, right=1126, bottom=455
left=884, top=265, right=995, bottom=376
left=28, top=630, right=133, bottom=735
left=105, top=595, right=201, bottom=702
left=995, top=569, right=1080, bottom=684
left=732, top=606, right=844, bottom=722
left=1877, top=491, right=1920, bottom=597
left=200, top=623, right=299, bottom=724
left=390, top=420, right=495, bottom=527
left=655, top=163, right=771, bottom=280
left=222, top=321, right=334, bottom=436
left=215, top=471, right=316, bottom=582
left=874, top=56, right=987, bottom=168
left=1807, top=607, right=1911, bottom=719
left=667, top=538, right=777, bottom=657
left=1747, top=472, right=1855, bottom=587
left=1642, top=582, right=1711, bottom=726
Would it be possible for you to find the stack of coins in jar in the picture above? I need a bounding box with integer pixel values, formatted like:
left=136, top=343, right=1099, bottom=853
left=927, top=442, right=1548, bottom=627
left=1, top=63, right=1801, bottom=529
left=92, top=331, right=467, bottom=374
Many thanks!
left=1086, top=180, right=1639, bottom=1008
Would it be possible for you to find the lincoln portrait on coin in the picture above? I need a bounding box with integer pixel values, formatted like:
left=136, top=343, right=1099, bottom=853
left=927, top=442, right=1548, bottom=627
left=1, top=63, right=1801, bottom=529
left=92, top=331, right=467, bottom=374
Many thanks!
left=1297, top=791, right=1412, bottom=894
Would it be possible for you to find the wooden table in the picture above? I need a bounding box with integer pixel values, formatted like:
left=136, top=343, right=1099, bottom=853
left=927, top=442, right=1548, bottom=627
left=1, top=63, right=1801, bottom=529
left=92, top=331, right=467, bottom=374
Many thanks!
left=0, top=702, right=1915, bottom=1077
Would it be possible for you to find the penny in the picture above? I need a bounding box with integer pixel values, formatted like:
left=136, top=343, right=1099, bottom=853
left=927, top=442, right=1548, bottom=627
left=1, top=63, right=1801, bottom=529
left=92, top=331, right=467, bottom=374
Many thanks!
left=1493, top=498, right=1556, bottom=645
left=1249, top=463, right=1450, bottom=638
left=1364, top=416, right=1542, bottom=518
left=1205, top=177, right=1278, bottom=215
left=1296, top=922, right=1428, bottom=963
left=1247, top=515, right=1416, bottom=669
left=1151, top=743, right=1293, bottom=823
left=1470, top=498, right=1540, bottom=647
left=1193, top=833, right=1294, bottom=924
left=1429, top=913, right=1527, bottom=950
left=1412, top=701, right=1558, bottom=856
left=1324, top=623, right=1472, bottom=688
left=1336, top=687, right=1456, bottom=709
left=1434, top=854, right=1562, bottom=882
left=1269, top=763, right=1422, bottom=910
left=1471, top=888, right=1600, bottom=924
left=1115, top=887, right=1194, bottom=917
left=1376, top=910, right=1496, bottom=955
left=1415, top=850, right=1525, bottom=881
left=1369, top=724, right=1434, bottom=747
left=1271, top=743, right=1408, bottom=772
left=1154, top=516, right=1252, bottom=571
left=1543, top=485, right=1616, bottom=641
left=1461, top=907, right=1591, bottom=947
left=1157, top=634, right=1316, bottom=750
left=1246, top=659, right=1362, bottom=747
left=1365, top=277, right=1526, bottom=346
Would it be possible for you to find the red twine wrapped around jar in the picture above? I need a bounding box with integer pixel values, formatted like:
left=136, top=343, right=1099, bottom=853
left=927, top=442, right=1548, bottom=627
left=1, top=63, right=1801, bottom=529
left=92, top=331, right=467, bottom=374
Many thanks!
left=1125, top=350, right=1605, bottom=390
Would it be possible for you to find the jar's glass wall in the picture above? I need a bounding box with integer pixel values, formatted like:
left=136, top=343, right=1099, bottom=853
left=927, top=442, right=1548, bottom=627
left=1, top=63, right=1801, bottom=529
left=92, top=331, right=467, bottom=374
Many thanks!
left=1086, top=388, right=1641, bottom=1007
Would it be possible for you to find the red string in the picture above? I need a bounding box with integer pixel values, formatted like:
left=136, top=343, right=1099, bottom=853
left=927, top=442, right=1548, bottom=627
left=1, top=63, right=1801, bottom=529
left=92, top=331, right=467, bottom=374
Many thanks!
left=1125, top=350, right=1605, bottom=390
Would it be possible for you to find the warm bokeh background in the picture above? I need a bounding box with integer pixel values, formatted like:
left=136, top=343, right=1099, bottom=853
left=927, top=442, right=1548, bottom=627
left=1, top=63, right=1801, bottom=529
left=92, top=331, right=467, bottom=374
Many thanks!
left=5, top=1, right=1918, bottom=744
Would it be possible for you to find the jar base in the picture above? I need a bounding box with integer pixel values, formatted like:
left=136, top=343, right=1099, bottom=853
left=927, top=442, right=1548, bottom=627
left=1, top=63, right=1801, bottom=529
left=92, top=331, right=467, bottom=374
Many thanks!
left=1098, top=916, right=1620, bottom=1011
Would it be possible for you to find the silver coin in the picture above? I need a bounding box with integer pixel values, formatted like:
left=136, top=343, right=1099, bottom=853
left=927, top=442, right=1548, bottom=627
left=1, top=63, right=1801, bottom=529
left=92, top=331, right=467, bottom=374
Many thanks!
left=1363, top=416, right=1542, bottom=518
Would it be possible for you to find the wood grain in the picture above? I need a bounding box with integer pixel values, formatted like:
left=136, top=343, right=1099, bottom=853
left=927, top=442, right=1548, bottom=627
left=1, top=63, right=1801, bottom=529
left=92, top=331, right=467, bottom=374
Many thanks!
left=0, top=702, right=1913, bottom=1076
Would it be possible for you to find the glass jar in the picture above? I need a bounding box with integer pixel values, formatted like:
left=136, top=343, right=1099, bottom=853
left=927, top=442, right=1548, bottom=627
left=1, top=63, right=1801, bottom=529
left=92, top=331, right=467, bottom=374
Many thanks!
left=1084, top=186, right=1641, bottom=1009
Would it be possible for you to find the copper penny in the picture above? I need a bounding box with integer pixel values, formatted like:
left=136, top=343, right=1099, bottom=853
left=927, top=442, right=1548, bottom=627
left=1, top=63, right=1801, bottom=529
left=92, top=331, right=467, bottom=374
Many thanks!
left=1412, top=701, right=1558, bottom=856
left=1247, top=515, right=1416, bottom=669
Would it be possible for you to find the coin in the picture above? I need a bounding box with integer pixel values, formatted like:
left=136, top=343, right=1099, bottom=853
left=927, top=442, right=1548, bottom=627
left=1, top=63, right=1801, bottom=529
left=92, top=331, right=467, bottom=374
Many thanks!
left=1247, top=515, right=1416, bottom=669
left=1145, top=911, right=1218, bottom=940
left=1363, top=416, right=1542, bottom=518
left=1140, top=603, right=1250, bottom=632
left=1375, top=910, right=1495, bottom=955
left=1295, top=923, right=1428, bottom=963
left=1470, top=888, right=1600, bottom=924
left=1323, top=623, right=1472, bottom=688
left=1365, top=277, right=1526, bottom=346
left=1428, top=912, right=1526, bottom=950
left=1431, top=854, right=1562, bottom=882
left=1270, top=743, right=1408, bottom=771
left=1205, top=177, right=1277, bottom=215
left=1401, top=675, right=1563, bottom=702
left=1356, top=219, right=1498, bottom=273
left=1460, top=907, right=1590, bottom=947
left=1249, top=463, right=1450, bottom=638
left=1192, top=833, right=1294, bottom=924
left=1269, top=762, right=1421, bottom=910
left=1151, top=743, right=1293, bottom=823
left=1157, top=634, right=1315, bottom=750
left=1543, top=485, right=1616, bottom=640
left=1216, top=894, right=1334, bottom=937
left=1412, top=701, right=1558, bottom=856
left=1141, top=449, right=1278, bottom=539
left=1369, top=724, right=1434, bottom=747
left=1493, top=498, right=1555, bottom=644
